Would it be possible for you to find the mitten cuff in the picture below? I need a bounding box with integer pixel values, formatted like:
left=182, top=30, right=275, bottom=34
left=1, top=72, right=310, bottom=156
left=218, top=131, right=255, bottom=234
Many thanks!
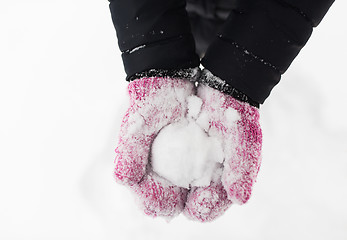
left=128, top=67, right=200, bottom=83
left=198, top=69, right=259, bottom=108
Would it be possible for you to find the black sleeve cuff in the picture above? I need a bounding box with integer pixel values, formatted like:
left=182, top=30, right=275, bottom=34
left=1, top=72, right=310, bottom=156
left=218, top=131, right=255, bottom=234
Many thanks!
left=199, top=69, right=260, bottom=108
left=127, top=67, right=200, bottom=82
left=202, top=38, right=280, bottom=104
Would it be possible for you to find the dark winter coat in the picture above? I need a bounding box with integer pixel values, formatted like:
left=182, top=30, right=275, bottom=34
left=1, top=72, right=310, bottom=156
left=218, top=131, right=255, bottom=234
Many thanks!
left=108, top=0, right=334, bottom=105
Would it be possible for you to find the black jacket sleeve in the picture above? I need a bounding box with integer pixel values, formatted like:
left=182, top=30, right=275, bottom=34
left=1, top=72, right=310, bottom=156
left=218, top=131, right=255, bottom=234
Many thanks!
left=201, top=0, right=335, bottom=104
left=108, top=0, right=200, bottom=80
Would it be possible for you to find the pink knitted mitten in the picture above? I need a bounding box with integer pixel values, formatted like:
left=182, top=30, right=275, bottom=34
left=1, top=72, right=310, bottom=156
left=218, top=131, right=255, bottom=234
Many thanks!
left=114, top=71, right=197, bottom=218
left=183, top=71, right=262, bottom=221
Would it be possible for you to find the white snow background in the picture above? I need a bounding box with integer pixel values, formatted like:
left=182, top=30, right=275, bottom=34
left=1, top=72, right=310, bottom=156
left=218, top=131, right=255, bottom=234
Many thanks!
left=0, top=1, right=346, bottom=239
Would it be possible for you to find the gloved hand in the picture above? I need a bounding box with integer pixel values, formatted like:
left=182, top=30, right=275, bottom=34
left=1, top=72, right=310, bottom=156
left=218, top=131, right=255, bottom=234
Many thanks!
left=183, top=70, right=262, bottom=222
left=114, top=69, right=262, bottom=222
left=114, top=70, right=198, bottom=218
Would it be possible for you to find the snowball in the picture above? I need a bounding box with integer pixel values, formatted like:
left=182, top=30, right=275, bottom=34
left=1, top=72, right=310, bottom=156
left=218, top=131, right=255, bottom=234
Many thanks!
left=151, top=120, right=224, bottom=189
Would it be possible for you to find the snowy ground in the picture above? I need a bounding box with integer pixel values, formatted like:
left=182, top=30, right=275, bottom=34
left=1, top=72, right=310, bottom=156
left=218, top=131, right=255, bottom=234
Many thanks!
left=0, top=1, right=346, bottom=239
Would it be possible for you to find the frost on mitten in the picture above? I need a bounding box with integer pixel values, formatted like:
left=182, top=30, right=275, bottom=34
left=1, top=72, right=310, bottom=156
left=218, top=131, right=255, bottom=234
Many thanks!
left=195, top=81, right=262, bottom=205
left=114, top=70, right=197, bottom=218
